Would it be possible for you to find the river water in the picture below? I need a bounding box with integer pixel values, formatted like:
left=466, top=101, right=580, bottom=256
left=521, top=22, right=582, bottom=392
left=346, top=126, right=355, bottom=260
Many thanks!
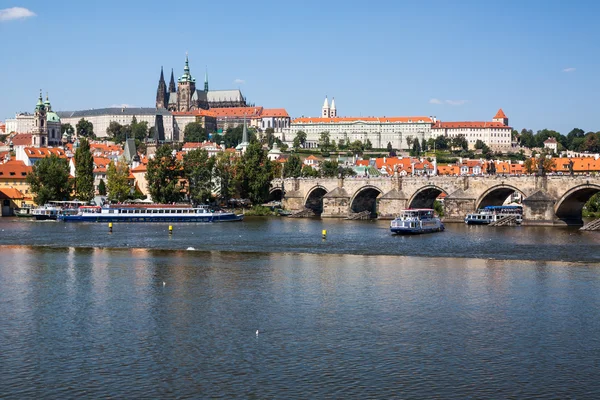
left=1, top=217, right=600, bottom=398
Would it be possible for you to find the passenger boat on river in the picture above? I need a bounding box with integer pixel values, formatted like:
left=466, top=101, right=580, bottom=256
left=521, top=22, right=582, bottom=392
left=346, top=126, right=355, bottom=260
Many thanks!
left=464, top=205, right=523, bottom=225
left=58, top=204, right=243, bottom=223
left=390, top=209, right=445, bottom=235
left=32, top=201, right=87, bottom=221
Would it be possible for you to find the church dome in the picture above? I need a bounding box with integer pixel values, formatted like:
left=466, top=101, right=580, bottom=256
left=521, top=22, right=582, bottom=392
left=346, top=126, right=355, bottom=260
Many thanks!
left=46, top=112, right=60, bottom=123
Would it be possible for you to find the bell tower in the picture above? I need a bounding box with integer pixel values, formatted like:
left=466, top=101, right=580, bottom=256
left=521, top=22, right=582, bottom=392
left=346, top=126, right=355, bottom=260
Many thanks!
left=177, top=53, right=196, bottom=112
left=32, top=90, right=48, bottom=148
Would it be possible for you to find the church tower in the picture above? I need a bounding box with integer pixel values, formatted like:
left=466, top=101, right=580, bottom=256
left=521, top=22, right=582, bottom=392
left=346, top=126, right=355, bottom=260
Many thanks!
left=330, top=97, right=337, bottom=118
left=32, top=91, right=48, bottom=148
left=204, top=67, right=209, bottom=92
left=322, top=96, right=330, bottom=118
left=156, top=67, right=168, bottom=109
left=168, top=68, right=176, bottom=93
left=177, top=54, right=196, bottom=112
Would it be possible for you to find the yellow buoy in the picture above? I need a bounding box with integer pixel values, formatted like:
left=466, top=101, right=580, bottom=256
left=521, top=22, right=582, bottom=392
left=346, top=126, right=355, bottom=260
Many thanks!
left=169, top=225, right=173, bottom=234
left=108, top=222, right=113, bottom=232
left=322, top=229, right=327, bottom=239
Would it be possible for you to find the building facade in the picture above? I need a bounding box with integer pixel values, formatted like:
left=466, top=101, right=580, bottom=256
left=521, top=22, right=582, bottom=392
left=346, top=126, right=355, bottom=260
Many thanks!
left=57, top=108, right=175, bottom=141
left=430, top=109, right=513, bottom=151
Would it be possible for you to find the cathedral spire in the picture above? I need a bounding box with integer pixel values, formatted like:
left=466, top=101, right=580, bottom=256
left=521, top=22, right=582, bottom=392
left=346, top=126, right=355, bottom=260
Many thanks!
left=204, top=66, right=209, bottom=92
left=156, top=66, right=168, bottom=109
left=169, top=68, right=176, bottom=93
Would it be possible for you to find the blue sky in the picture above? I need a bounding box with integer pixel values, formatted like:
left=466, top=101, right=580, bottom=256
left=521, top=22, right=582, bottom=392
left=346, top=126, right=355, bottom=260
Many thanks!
left=1, top=0, right=598, bottom=133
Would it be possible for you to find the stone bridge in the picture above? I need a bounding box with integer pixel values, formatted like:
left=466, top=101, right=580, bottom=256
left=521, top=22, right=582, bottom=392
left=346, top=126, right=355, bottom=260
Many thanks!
left=270, top=175, right=600, bottom=226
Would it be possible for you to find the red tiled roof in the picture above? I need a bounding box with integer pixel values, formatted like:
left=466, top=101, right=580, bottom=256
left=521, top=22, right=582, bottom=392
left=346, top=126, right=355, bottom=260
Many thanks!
left=0, top=160, right=32, bottom=178
left=23, top=147, right=67, bottom=158
left=210, top=107, right=264, bottom=118
left=293, top=116, right=433, bottom=124
left=172, top=109, right=217, bottom=117
left=0, top=187, right=24, bottom=199
left=10, top=133, right=32, bottom=146
left=544, top=138, right=557, bottom=144
left=434, top=121, right=510, bottom=129
left=494, top=108, right=507, bottom=119
left=261, top=108, right=289, bottom=118
left=131, top=164, right=147, bottom=173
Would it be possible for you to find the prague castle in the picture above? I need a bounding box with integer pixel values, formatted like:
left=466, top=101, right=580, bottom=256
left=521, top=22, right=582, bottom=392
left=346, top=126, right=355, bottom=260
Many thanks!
left=156, top=54, right=248, bottom=112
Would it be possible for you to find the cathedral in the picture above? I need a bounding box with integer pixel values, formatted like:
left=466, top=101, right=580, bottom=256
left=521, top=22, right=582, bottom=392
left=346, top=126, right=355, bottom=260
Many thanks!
left=156, top=54, right=248, bottom=112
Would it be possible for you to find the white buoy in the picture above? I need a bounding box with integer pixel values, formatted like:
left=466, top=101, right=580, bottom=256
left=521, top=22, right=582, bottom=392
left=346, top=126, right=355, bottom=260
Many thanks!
left=256, top=330, right=259, bottom=336
left=163, top=281, right=166, bottom=287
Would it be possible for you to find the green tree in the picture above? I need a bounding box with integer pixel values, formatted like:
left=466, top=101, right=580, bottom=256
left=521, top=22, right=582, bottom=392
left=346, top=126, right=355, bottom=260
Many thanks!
left=264, top=127, right=276, bottom=148
left=76, top=118, right=95, bottom=139
left=319, top=131, right=333, bottom=154
left=283, top=154, right=302, bottom=178
left=26, top=154, right=72, bottom=205
left=61, top=123, right=75, bottom=135
left=293, top=130, right=307, bottom=150
left=106, top=121, right=130, bottom=143
left=238, top=140, right=273, bottom=204
left=98, top=179, right=107, bottom=196
left=184, top=122, right=208, bottom=143
left=146, top=145, right=184, bottom=203
left=519, top=129, right=535, bottom=148
left=434, top=135, right=450, bottom=151
left=74, top=137, right=95, bottom=201
left=406, top=135, right=414, bottom=150
left=213, top=151, right=237, bottom=203
left=320, top=160, right=339, bottom=178
left=349, top=140, right=365, bottom=156
left=183, top=149, right=215, bottom=205
left=386, top=142, right=393, bottom=154
left=451, top=135, right=468, bottom=151
left=130, top=116, right=148, bottom=143
left=301, top=164, right=320, bottom=178
left=410, top=139, right=421, bottom=156
left=474, top=139, right=486, bottom=150
left=106, top=159, right=131, bottom=202
left=421, top=138, right=428, bottom=152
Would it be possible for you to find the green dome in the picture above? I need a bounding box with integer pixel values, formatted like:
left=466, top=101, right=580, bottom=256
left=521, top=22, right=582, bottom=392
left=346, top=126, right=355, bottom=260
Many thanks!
left=46, top=112, right=60, bottom=123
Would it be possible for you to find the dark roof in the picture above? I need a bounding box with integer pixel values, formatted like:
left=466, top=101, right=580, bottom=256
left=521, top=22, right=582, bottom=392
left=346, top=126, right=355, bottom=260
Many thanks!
left=56, top=108, right=172, bottom=118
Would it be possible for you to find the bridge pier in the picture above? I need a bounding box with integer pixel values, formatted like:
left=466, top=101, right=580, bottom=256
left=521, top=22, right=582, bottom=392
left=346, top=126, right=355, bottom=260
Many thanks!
left=522, top=190, right=561, bottom=226
left=321, top=178, right=350, bottom=218
left=378, top=189, right=409, bottom=219
left=443, top=189, right=477, bottom=223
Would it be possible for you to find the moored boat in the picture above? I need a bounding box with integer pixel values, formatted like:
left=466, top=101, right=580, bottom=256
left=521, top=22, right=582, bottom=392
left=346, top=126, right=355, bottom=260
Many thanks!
left=32, top=200, right=88, bottom=221
left=465, top=205, right=522, bottom=225
left=390, top=209, right=444, bottom=235
left=58, top=204, right=244, bottom=223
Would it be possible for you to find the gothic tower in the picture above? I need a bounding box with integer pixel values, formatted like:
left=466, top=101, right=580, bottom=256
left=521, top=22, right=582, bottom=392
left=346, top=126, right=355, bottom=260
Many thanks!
left=177, top=54, right=196, bottom=112
left=156, top=67, right=168, bottom=109
left=204, top=67, right=209, bottom=92
left=32, top=91, right=48, bottom=148
left=168, top=68, right=176, bottom=93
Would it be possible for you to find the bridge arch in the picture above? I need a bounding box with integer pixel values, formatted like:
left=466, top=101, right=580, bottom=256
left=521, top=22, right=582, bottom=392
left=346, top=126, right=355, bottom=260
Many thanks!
left=268, top=186, right=284, bottom=202
left=408, top=185, right=448, bottom=209
left=554, top=184, right=600, bottom=225
left=475, top=184, right=526, bottom=210
left=304, top=185, right=328, bottom=215
left=349, top=185, right=383, bottom=217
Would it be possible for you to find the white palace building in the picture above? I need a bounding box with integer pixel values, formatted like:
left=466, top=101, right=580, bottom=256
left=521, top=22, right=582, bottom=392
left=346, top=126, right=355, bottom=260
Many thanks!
left=280, top=97, right=513, bottom=151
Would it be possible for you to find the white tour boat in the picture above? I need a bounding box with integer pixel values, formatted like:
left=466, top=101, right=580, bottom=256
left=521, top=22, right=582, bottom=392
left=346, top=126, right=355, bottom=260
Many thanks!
left=464, top=205, right=523, bottom=225
left=390, top=209, right=445, bottom=235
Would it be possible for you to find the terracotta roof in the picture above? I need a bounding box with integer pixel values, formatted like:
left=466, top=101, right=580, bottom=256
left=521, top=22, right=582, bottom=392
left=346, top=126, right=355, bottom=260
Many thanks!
left=210, top=107, right=264, bottom=118
left=0, top=187, right=24, bottom=199
left=305, top=155, right=319, bottom=161
left=293, top=116, right=433, bottom=124
left=23, top=147, right=67, bottom=158
left=10, top=133, right=32, bottom=146
left=261, top=108, right=289, bottom=118
left=131, top=164, right=147, bottom=173
left=434, top=121, right=510, bottom=129
left=544, top=138, right=557, bottom=144
left=494, top=108, right=507, bottom=119
left=172, top=109, right=217, bottom=117
left=0, top=160, right=32, bottom=178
